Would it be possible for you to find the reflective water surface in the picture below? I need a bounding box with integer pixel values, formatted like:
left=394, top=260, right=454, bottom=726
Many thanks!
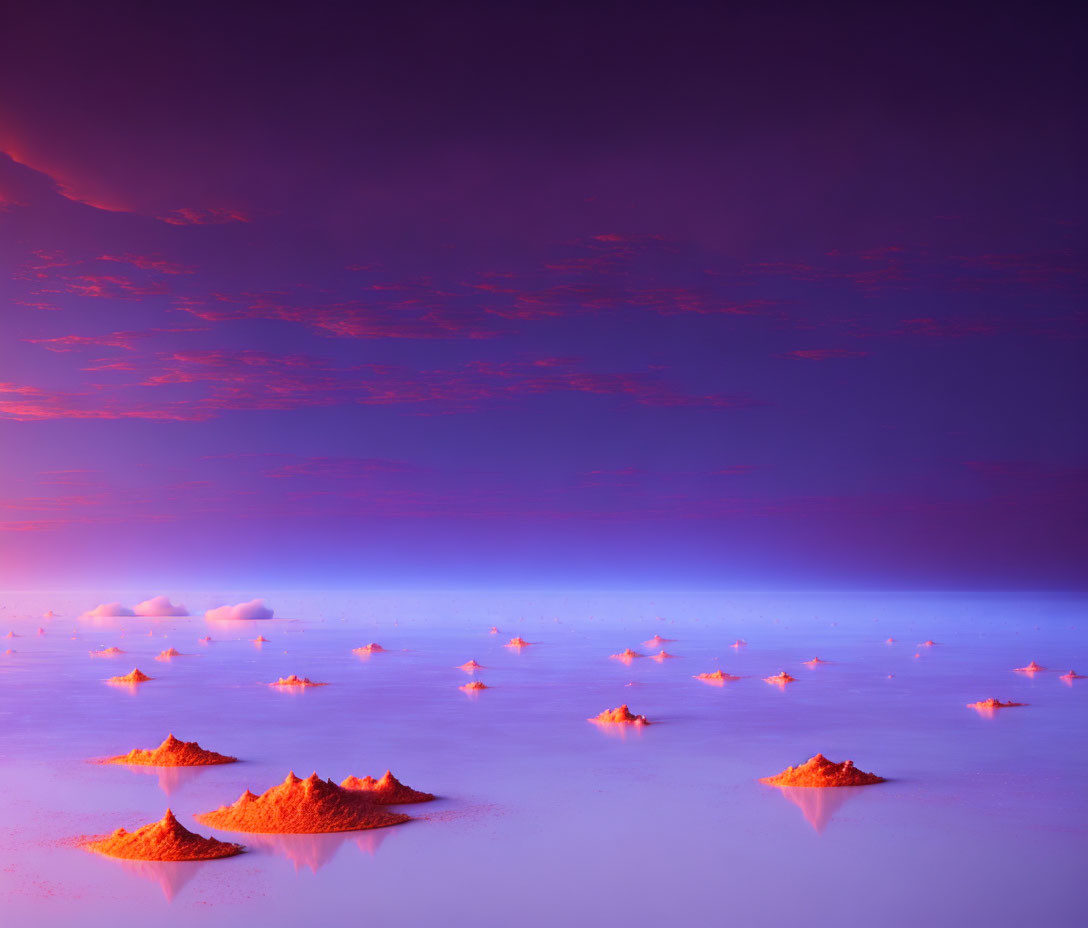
left=0, top=591, right=1085, bottom=927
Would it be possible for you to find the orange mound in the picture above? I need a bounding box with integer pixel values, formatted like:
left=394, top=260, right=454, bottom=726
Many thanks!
left=589, top=705, right=650, bottom=725
left=695, top=669, right=740, bottom=683
left=1014, top=661, right=1044, bottom=673
left=730, top=639, right=747, bottom=648
left=488, top=626, right=500, bottom=634
left=1060, top=670, right=1085, bottom=681
left=198, top=636, right=213, bottom=643
left=460, top=680, right=488, bottom=692
left=458, top=659, right=484, bottom=672
left=352, top=643, right=384, bottom=654
left=506, top=636, right=530, bottom=648
left=764, top=671, right=796, bottom=685
left=108, top=668, right=153, bottom=684
left=85, top=810, right=243, bottom=861
left=919, top=640, right=937, bottom=647
left=967, top=698, right=1026, bottom=710
left=253, top=635, right=270, bottom=643
left=340, top=770, right=435, bottom=804
left=650, top=650, right=676, bottom=662
left=610, top=648, right=643, bottom=661
left=270, top=675, right=326, bottom=687
left=195, top=772, right=410, bottom=833
left=155, top=648, right=182, bottom=661
left=3, top=631, right=17, bottom=638
left=105, top=734, right=238, bottom=767
left=2, top=648, right=14, bottom=655
left=91, top=646, right=125, bottom=657
left=803, top=657, right=828, bottom=666
left=761, top=754, right=885, bottom=787
left=885, top=637, right=896, bottom=643
left=643, top=635, right=675, bottom=647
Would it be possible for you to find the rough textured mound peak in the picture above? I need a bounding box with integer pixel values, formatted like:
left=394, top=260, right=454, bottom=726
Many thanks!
left=155, top=648, right=182, bottom=660
left=108, top=668, right=152, bottom=684
left=761, top=754, right=885, bottom=787
left=1014, top=661, right=1044, bottom=673
left=589, top=705, right=650, bottom=725
left=695, top=669, right=740, bottom=683
left=105, top=734, right=237, bottom=767
left=85, top=810, right=243, bottom=861
left=195, top=772, right=410, bottom=833
left=353, top=643, right=385, bottom=654
left=458, top=659, right=483, bottom=671
left=764, top=671, right=796, bottom=685
left=506, top=636, right=530, bottom=648
left=967, top=698, right=1026, bottom=710
left=803, top=657, right=828, bottom=666
left=611, top=648, right=643, bottom=661
left=91, top=646, right=125, bottom=656
left=460, top=680, right=488, bottom=692
left=270, top=675, right=326, bottom=687
left=340, top=770, right=435, bottom=804
left=650, top=650, right=676, bottom=661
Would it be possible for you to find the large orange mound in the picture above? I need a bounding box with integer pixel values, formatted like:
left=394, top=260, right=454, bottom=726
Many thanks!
left=967, top=698, right=1026, bottom=709
left=650, top=650, right=676, bottom=662
left=195, top=772, right=410, bottom=833
left=85, top=810, right=243, bottom=861
left=764, top=671, right=796, bottom=685
left=91, top=646, right=125, bottom=657
left=458, top=659, right=484, bottom=672
left=352, top=643, right=385, bottom=654
left=108, top=668, right=153, bottom=684
left=340, top=770, right=435, bottom=804
left=506, top=636, right=530, bottom=648
left=611, top=648, right=643, bottom=661
left=155, top=648, right=183, bottom=661
left=643, top=635, right=675, bottom=647
left=1014, top=661, right=1044, bottom=673
left=105, top=734, right=238, bottom=767
left=270, top=675, right=327, bottom=687
left=761, top=754, right=885, bottom=787
left=695, top=669, right=740, bottom=683
left=589, top=705, right=650, bottom=725
left=1060, top=670, right=1085, bottom=681
left=460, top=680, right=488, bottom=692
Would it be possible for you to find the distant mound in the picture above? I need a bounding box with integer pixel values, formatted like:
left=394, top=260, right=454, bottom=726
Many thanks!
left=105, top=734, right=237, bottom=767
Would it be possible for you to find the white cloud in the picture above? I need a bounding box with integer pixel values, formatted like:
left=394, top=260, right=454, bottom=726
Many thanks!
left=83, top=601, right=135, bottom=618
left=204, top=598, right=274, bottom=621
left=133, top=595, right=189, bottom=617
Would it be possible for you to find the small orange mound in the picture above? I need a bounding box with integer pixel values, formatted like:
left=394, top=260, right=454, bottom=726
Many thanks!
left=198, top=636, right=213, bottom=643
left=761, top=754, right=885, bottom=787
left=85, top=810, right=243, bottom=861
left=1014, top=661, right=1044, bottom=673
left=253, top=635, right=270, bottom=643
left=488, top=626, right=500, bottom=634
left=460, top=680, right=488, bottom=692
left=2, top=648, right=14, bottom=655
left=91, top=646, right=125, bottom=657
left=506, top=636, right=530, bottom=648
left=610, top=648, right=643, bottom=661
left=589, top=705, right=650, bottom=725
left=270, top=675, right=326, bottom=687
left=155, top=648, right=183, bottom=661
left=105, top=734, right=238, bottom=767
left=885, top=637, right=896, bottom=643
left=340, top=770, right=435, bottom=804
left=4, top=631, right=18, bottom=638
left=108, top=668, right=153, bottom=684
left=650, top=650, right=676, bottom=662
left=919, top=640, right=937, bottom=647
left=764, top=671, right=796, bottom=685
left=967, top=698, right=1026, bottom=710
left=195, top=772, right=410, bottom=833
left=1060, top=670, right=1085, bottom=681
left=730, top=639, right=747, bottom=648
left=643, top=635, right=675, bottom=647
left=352, top=643, right=385, bottom=654
left=458, top=659, right=484, bottom=672
left=803, top=657, right=828, bottom=666
left=695, top=669, right=740, bottom=683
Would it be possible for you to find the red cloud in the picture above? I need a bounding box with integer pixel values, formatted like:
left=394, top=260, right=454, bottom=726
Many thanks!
left=158, top=207, right=252, bottom=225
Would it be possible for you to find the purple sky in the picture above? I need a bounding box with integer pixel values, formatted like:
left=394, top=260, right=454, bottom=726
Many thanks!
left=1, top=1, right=1085, bottom=589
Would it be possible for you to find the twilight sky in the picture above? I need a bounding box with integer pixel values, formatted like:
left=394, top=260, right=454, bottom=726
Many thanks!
left=1, top=1, right=1085, bottom=590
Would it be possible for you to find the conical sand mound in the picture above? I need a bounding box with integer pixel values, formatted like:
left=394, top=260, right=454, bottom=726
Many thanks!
left=195, top=772, right=410, bottom=833
left=85, top=810, right=243, bottom=861
left=340, top=770, right=435, bottom=804
left=761, top=753, right=884, bottom=787
left=105, top=734, right=237, bottom=767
